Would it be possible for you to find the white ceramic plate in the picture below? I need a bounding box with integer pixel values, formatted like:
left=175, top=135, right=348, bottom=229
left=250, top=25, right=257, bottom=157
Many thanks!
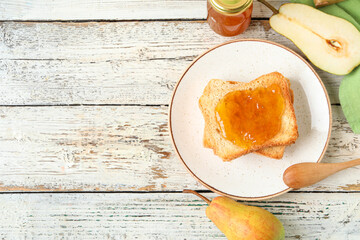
left=169, top=39, right=331, bottom=200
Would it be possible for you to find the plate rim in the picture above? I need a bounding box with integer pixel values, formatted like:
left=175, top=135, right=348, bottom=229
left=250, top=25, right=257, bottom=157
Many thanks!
left=169, top=39, right=332, bottom=201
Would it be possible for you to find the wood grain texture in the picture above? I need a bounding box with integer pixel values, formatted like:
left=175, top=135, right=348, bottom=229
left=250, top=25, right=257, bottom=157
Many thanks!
left=0, top=1, right=357, bottom=237
left=0, top=105, right=358, bottom=192
left=0, top=20, right=341, bottom=105
left=0, top=192, right=359, bottom=239
left=0, top=0, right=286, bottom=21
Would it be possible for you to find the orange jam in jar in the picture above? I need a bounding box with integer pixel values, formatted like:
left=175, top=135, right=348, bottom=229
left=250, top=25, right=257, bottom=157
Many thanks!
left=207, top=0, right=253, bottom=37
left=215, top=84, right=285, bottom=149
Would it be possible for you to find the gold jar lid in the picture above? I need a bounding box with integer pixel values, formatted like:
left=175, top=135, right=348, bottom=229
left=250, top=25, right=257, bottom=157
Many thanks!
left=209, top=0, right=253, bottom=14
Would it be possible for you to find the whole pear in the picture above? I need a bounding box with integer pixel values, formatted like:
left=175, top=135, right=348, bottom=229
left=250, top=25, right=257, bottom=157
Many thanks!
left=184, top=190, right=285, bottom=240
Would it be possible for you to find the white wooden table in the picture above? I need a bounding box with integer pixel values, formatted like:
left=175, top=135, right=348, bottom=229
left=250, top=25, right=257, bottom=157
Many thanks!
left=0, top=1, right=359, bottom=239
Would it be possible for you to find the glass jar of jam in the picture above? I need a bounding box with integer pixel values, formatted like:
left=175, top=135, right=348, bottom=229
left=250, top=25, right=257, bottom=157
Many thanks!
left=207, top=0, right=253, bottom=37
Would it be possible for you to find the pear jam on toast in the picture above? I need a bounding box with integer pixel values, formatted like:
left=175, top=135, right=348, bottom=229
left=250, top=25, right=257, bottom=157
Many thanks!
left=199, top=72, right=298, bottom=161
left=215, top=83, right=285, bottom=150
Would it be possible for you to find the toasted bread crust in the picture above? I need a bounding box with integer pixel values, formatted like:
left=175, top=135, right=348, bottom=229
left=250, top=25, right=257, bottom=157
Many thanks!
left=199, top=72, right=298, bottom=161
left=254, top=145, right=286, bottom=159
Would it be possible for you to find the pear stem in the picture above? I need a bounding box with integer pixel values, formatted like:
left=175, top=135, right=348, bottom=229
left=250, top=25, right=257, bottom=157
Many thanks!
left=257, top=0, right=279, bottom=14
left=183, top=189, right=211, bottom=205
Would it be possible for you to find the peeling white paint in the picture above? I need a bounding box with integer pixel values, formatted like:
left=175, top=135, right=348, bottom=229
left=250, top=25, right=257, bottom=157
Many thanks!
left=0, top=105, right=358, bottom=191
left=0, top=3, right=357, bottom=238
left=0, top=21, right=341, bottom=105
left=0, top=193, right=359, bottom=239
left=0, top=0, right=286, bottom=20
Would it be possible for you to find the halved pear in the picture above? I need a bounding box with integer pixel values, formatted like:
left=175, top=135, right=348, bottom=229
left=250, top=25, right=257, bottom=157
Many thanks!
left=270, top=3, right=360, bottom=75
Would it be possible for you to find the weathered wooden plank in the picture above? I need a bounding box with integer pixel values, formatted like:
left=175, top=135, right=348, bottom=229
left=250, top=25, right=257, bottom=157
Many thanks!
left=0, top=105, right=358, bottom=192
left=0, top=21, right=341, bottom=105
left=0, top=192, right=359, bottom=239
left=0, top=0, right=286, bottom=21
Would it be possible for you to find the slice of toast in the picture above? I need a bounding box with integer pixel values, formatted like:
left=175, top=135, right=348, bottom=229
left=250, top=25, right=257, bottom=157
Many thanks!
left=202, top=79, right=293, bottom=159
left=199, top=72, right=298, bottom=161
